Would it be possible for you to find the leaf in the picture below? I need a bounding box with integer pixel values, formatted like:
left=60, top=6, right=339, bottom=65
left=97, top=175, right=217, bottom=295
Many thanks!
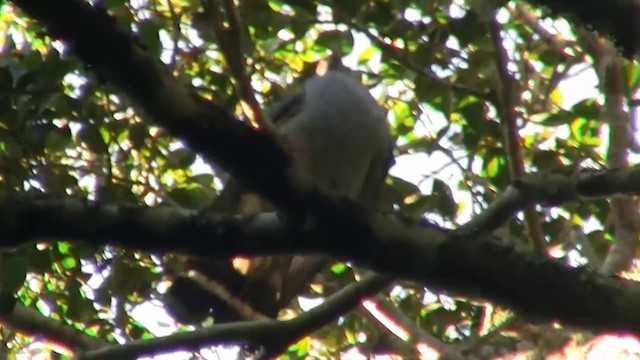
left=357, top=46, right=378, bottom=65
left=539, top=109, right=573, bottom=127
left=431, top=178, right=458, bottom=218
left=128, top=123, right=148, bottom=150
left=60, top=256, right=77, bottom=270
left=190, top=173, right=215, bottom=187
left=570, top=98, right=600, bottom=119
left=126, top=322, right=150, bottom=340
left=66, top=278, right=95, bottom=322
left=0, top=254, right=27, bottom=295
left=137, top=19, right=162, bottom=57
left=166, top=147, right=196, bottom=169
left=382, top=175, right=421, bottom=206
left=532, top=150, right=563, bottom=170
left=589, top=230, right=611, bottom=261
left=105, top=258, right=154, bottom=299
left=627, top=61, right=640, bottom=91
left=330, top=263, right=348, bottom=274
left=483, top=153, right=503, bottom=179
left=315, top=30, right=354, bottom=54
left=329, top=0, right=360, bottom=18
left=0, top=67, right=12, bottom=91
left=102, top=0, right=128, bottom=9
left=45, top=124, right=72, bottom=153
left=448, top=11, right=485, bottom=47
left=39, top=166, right=79, bottom=193
left=168, top=185, right=215, bottom=208
left=77, top=124, right=108, bottom=154
left=548, top=87, right=563, bottom=107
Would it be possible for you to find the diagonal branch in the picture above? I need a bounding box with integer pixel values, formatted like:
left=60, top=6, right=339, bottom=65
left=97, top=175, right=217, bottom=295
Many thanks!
left=12, top=0, right=301, bottom=214
left=488, top=15, right=546, bottom=255
left=203, top=0, right=279, bottom=137
left=0, top=302, right=108, bottom=351
left=345, top=20, right=490, bottom=101
left=525, top=0, right=640, bottom=58
left=76, top=273, right=391, bottom=359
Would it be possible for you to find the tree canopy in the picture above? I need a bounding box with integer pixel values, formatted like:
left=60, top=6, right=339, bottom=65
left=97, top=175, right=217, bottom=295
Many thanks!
left=1, top=0, right=640, bottom=359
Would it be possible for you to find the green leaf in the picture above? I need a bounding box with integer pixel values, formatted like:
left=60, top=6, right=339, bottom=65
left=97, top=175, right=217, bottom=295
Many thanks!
left=539, top=109, right=574, bottom=127
left=77, top=124, right=109, bottom=154
left=57, top=242, right=71, bottom=255
left=126, top=322, right=150, bottom=340
left=190, top=173, right=215, bottom=187
left=60, top=256, right=77, bottom=270
left=102, top=0, right=128, bottom=9
left=315, top=30, right=354, bottom=54
left=128, top=123, right=148, bottom=150
left=627, top=61, right=640, bottom=91
left=166, top=147, right=196, bottom=169
left=66, top=279, right=95, bottom=322
left=483, top=153, right=502, bottom=178
left=0, top=254, right=27, bottom=295
left=448, top=11, right=485, bottom=47
left=381, top=175, right=421, bottom=207
left=570, top=98, right=600, bottom=119
left=532, top=150, right=563, bottom=170
left=357, top=46, right=378, bottom=65
left=330, top=263, right=348, bottom=274
left=167, top=187, right=213, bottom=208
left=431, top=178, right=458, bottom=218
left=0, top=67, right=13, bottom=91
left=45, top=124, right=72, bottom=153
left=137, top=19, right=162, bottom=57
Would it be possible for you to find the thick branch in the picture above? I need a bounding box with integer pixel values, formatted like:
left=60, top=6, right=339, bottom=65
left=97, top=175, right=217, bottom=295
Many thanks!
left=5, top=176, right=640, bottom=335
left=525, top=0, right=640, bottom=58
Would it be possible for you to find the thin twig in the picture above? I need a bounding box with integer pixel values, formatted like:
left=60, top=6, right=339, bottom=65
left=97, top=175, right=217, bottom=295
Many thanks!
left=488, top=15, right=546, bottom=255
left=164, top=0, right=181, bottom=67
left=205, top=0, right=280, bottom=139
left=188, top=271, right=270, bottom=321
left=348, top=21, right=490, bottom=101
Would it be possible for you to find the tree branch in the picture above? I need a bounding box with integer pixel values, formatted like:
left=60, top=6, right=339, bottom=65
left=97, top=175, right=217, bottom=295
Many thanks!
left=525, top=0, right=640, bottom=58
left=203, top=0, right=280, bottom=138
left=4, top=166, right=640, bottom=335
left=488, top=15, right=546, bottom=254
left=577, top=29, right=640, bottom=274
left=0, top=302, right=108, bottom=351
left=76, top=273, right=390, bottom=359
left=345, top=19, right=491, bottom=101
left=10, top=0, right=640, bottom=344
left=11, top=0, right=301, bottom=214
left=460, top=165, right=640, bottom=235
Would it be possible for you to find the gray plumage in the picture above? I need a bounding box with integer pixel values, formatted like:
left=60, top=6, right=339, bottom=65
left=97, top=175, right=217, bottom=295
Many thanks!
left=176, top=56, right=394, bottom=321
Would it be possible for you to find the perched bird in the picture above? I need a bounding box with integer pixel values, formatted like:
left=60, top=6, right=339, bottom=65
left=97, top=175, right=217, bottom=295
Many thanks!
left=166, top=55, right=394, bottom=323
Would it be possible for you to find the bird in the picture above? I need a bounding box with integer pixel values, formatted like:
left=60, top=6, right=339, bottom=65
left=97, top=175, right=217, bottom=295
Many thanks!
left=166, top=54, right=395, bottom=323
